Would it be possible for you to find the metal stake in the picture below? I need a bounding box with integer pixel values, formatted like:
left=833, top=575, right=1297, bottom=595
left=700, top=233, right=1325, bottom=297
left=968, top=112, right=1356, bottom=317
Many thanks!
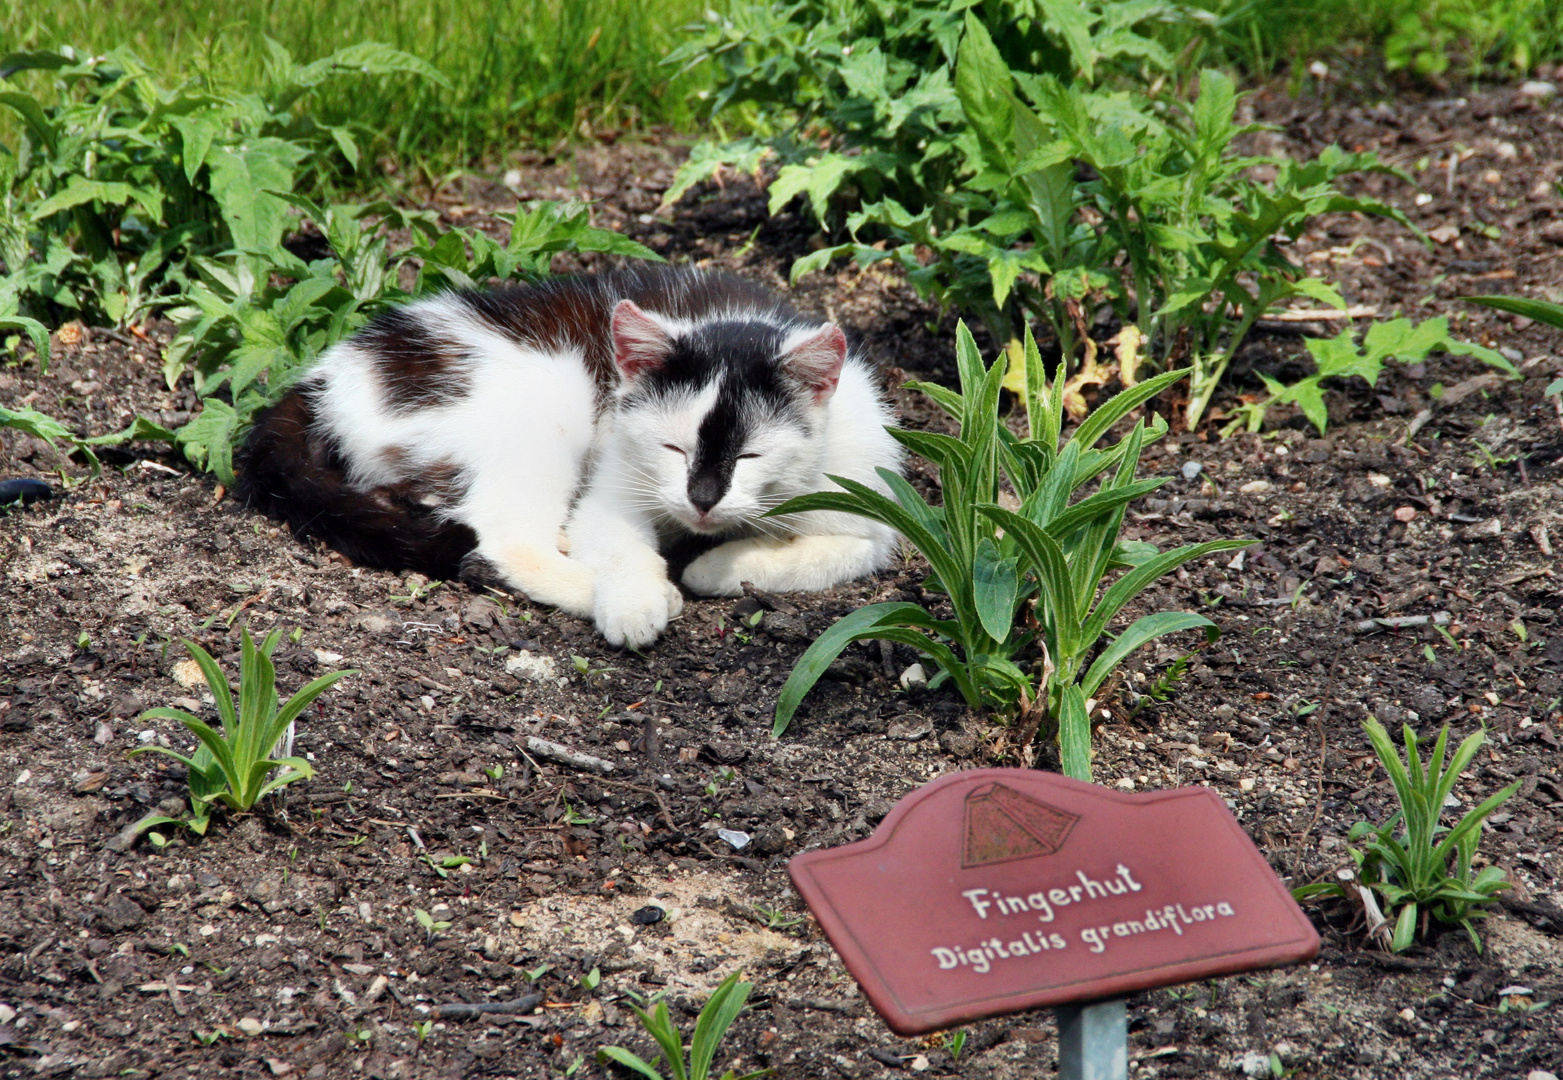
left=1056, top=998, right=1127, bottom=1080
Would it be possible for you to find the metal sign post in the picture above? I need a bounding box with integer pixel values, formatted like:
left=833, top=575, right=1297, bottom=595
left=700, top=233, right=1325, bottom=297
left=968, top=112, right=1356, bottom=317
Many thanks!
left=1056, top=998, right=1127, bottom=1080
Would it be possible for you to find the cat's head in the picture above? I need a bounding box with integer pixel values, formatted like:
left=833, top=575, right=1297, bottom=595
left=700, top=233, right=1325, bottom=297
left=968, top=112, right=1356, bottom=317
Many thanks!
left=608, top=299, right=847, bottom=535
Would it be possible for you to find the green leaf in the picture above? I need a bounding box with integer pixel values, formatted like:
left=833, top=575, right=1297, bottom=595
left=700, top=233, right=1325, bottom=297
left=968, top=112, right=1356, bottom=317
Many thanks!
left=768, top=155, right=861, bottom=222
left=1464, top=294, right=1563, bottom=330
left=206, top=139, right=308, bottom=261
left=1390, top=902, right=1418, bottom=952
left=32, top=176, right=158, bottom=223
left=171, top=114, right=221, bottom=185
left=174, top=400, right=242, bottom=485
left=290, top=42, right=452, bottom=91
left=1081, top=612, right=1218, bottom=698
left=955, top=12, right=1014, bottom=169
left=773, top=603, right=954, bottom=737
left=689, top=971, right=752, bottom=1080
left=1038, top=0, right=1097, bottom=83
left=596, top=1047, right=668, bottom=1080
left=972, top=537, right=1021, bottom=645
left=1057, top=683, right=1091, bottom=782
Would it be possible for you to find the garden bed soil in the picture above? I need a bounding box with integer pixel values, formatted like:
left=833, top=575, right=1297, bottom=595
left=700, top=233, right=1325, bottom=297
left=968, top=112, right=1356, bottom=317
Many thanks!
left=3, top=80, right=1563, bottom=1080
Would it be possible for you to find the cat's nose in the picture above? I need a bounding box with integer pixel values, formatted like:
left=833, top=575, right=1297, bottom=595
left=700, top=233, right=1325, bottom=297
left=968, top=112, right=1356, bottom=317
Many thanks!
left=688, top=474, right=722, bottom=514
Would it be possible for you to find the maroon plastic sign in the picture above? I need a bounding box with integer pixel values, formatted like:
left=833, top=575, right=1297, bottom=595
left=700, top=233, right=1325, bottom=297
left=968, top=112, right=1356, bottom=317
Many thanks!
left=789, top=769, right=1318, bottom=1035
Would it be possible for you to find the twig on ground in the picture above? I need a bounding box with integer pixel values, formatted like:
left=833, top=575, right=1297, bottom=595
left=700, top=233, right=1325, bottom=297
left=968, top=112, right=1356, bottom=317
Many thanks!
left=1353, top=612, right=1452, bottom=634
left=435, top=993, right=543, bottom=1020
left=524, top=736, right=615, bottom=775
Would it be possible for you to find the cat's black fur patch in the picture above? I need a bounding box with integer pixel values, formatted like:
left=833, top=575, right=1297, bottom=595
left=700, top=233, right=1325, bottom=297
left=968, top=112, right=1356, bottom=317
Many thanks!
left=237, top=391, right=478, bottom=578
left=360, top=308, right=471, bottom=413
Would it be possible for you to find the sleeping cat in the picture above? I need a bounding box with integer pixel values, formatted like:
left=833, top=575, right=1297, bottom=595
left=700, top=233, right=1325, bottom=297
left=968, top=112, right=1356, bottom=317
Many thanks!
left=238, top=266, right=903, bottom=648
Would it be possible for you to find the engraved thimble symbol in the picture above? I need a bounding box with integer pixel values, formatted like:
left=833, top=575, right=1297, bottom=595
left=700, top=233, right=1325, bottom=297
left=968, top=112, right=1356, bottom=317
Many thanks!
left=962, top=783, right=1080, bottom=867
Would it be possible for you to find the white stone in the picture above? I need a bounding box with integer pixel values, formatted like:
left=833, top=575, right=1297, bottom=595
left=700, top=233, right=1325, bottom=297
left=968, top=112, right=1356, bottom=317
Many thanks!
left=1115, top=777, right=1136, bottom=791
left=236, top=1017, right=264, bottom=1036
left=505, top=649, right=562, bottom=685
left=171, top=658, right=207, bottom=689
left=1237, top=1050, right=1272, bottom=1077
left=313, top=649, right=345, bottom=664
left=898, top=663, right=928, bottom=691
left=1519, top=81, right=1557, bottom=99
left=1239, top=480, right=1271, bottom=494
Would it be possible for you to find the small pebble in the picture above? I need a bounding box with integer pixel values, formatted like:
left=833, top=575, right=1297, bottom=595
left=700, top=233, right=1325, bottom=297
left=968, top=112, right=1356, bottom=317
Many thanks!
left=1239, top=778, right=1255, bottom=792
left=1114, top=777, right=1135, bottom=791
left=237, top=1017, right=265, bottom=1036
left=0, top=478, right=54, bottom=506
left=897, top=663, right=928, bottom=691
left=1239, top=480, right=1271, bottom=494
left=1519, top=80, right=1557, bottom=99
left=1393, top=506, right=1417, bottom=522
left=716, top=828, right=750, bottom=851
left=1399, top=1007, right=1415, bottom=1022
left=1181, top=460, right=1204, bottom=481
left=629, top=905, right=665, bottom=926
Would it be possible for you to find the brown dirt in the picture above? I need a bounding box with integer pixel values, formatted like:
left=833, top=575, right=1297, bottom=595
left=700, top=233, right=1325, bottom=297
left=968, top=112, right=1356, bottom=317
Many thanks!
left=2, top=82, right=1561, bottom=1080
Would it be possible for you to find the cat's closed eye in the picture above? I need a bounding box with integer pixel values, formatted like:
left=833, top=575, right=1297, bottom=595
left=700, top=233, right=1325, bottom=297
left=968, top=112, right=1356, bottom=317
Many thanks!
left=662, top=444, right=687, bottom=456
left=737, top=452, right=761, bottom=460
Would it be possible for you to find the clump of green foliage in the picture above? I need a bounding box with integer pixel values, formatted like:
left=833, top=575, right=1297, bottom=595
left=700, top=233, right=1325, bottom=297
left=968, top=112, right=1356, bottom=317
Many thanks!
left=670, top=6, right=1418, bottom=431
left=1, top=43, right=660, bottom=482
left=130, top=628, right=355, bottom=836
left=771, top=323, right=1249, bottom=780
left=597, top=970, right=770, bottom=1080
left=0, top=43, right=445, bottom=330
left=1294, top=718, right=1519, bottom=953
left=1175, top=0, right=1563, bottom=83
left=1225, top=315, right=1516, bottom=436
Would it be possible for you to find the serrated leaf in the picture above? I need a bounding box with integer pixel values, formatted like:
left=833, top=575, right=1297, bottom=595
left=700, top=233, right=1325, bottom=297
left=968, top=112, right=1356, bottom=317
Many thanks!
left=206, top=139, right=308, bottom=262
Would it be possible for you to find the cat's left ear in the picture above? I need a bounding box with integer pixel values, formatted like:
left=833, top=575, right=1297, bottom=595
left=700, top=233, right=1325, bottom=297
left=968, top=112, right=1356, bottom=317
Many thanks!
left=781, top=323, right=847, bottom=405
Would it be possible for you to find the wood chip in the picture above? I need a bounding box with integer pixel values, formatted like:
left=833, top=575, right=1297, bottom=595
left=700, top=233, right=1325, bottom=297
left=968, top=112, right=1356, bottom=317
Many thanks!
left=525, top=737, right=615, bottom=775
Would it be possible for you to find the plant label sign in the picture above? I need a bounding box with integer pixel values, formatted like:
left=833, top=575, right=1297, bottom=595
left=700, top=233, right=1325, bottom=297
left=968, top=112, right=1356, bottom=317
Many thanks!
left=789, top=769, right=1318, bottom=1035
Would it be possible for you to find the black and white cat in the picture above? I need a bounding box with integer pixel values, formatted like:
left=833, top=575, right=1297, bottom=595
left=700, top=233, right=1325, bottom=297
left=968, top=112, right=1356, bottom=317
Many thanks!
left=238, top=267, right=903, bottom=647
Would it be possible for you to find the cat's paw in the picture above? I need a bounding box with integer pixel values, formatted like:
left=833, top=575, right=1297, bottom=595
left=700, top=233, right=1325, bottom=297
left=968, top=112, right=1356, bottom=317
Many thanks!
left=681, top=542, right=753, bottom=596
left=596, top=576, right=679, bottom=649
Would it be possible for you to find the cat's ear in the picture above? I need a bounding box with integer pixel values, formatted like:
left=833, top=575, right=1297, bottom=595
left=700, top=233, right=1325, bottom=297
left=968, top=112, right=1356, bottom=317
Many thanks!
left=781, top=323, right=847, bottom=405
left=612, top=300, right=675, bottom=379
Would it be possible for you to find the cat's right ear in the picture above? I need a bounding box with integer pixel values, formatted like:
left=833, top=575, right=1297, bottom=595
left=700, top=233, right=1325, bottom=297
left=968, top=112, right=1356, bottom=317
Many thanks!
left=612, top=300, right=675, bottom=379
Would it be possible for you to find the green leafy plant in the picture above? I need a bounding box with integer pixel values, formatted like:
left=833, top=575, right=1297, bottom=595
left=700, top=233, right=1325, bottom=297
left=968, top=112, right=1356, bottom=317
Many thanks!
left=676, top=7, right=1415, bottom=430
left=665, top=0, right=1182, bottom=219
left=1294, top=718, right=1519, bottom=953
left=1466, top=294, right=1563, bottom=400
left=0, top=43, right=444, bottom=329
left=414, top=907, right=453, bottom=940
left=597, top=970, right=770, bottom=1080
left=771, top=323, right=1249, bottom=778
left=1224, top=315, right=1516, bottom=436
left=129, top=628, right=354, bottom=834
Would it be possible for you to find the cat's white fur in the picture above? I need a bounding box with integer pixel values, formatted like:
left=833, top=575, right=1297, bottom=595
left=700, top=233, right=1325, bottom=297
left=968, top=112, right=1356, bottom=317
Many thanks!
left=303, top=293, right=902, bottom=647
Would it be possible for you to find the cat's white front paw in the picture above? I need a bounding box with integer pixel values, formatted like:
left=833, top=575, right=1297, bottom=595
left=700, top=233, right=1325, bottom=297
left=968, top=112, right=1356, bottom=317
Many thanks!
left=681, top=542, right=752, bottom=596
left=596, top=575, right=680, bottom=648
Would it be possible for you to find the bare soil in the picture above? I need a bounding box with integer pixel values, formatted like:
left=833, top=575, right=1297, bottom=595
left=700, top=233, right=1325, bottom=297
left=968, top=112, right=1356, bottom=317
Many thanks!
left=2, top=81, right=1562, bottom=1080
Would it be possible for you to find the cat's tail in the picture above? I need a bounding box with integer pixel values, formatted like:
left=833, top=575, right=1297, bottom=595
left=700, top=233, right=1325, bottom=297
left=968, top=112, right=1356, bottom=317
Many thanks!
left=236, top=391, right=478, bottom=580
